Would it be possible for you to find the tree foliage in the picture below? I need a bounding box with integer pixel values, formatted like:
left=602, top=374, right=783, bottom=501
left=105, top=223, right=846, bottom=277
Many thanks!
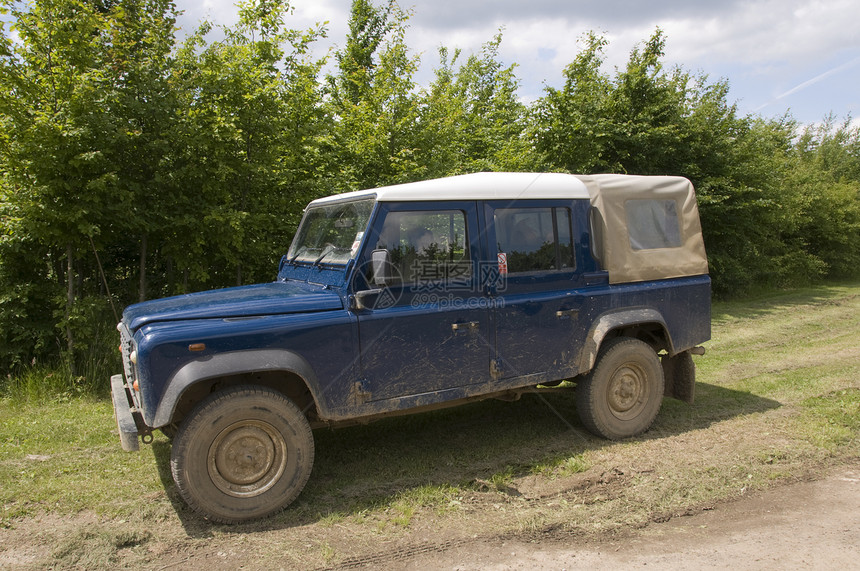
left=416, top=33, right=534, bottom=177
left=533, top=29, right=859, bottom=294
left=1, top=1, right=858, bottom=386
left=325, top=0, right=419, bottom=189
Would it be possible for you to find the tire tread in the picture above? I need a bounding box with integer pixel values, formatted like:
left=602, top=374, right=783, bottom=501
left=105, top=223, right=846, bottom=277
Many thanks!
left=170, top=385, right=314, bottom=523
left=576, top=337, right=664, bottom=440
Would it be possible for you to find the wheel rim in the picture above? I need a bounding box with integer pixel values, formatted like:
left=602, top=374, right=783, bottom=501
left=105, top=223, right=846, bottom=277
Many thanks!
left=606, top=363, right=649, bottom=421
left=208, top=420, right=288, bottom=498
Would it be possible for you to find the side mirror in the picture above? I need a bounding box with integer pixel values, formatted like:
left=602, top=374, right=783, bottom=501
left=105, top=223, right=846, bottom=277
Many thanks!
left=370, top=249, right=392, bottom=286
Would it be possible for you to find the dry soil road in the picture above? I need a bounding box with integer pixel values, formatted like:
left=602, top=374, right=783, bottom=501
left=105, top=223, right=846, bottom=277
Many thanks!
left=387, top=466, right=859, bottom=570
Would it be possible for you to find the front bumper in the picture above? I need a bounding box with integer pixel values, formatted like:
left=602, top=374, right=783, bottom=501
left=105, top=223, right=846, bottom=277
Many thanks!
left=111, top=374, right=141, bottom=451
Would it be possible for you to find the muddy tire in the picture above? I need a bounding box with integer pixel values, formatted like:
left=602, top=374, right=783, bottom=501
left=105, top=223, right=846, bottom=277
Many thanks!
left=170, top=386, right=314, bottom=523
left=576, top=337, right=665, bottom=440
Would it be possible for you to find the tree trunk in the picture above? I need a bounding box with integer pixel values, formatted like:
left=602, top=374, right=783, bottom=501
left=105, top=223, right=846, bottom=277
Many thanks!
left=166, top=255, right=174, bottom=296
left=139, top=234, right=148, bottom=303
left=65, top=244, right=76, bottom=376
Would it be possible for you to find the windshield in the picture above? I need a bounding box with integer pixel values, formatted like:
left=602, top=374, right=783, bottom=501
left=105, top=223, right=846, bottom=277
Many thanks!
left=287, top=198, right=375, bottom=265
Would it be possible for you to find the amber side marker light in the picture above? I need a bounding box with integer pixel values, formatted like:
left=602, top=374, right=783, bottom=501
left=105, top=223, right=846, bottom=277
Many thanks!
left=133, top=380, right=140, bottom=392
left=189, top=343, right=206, bottom=352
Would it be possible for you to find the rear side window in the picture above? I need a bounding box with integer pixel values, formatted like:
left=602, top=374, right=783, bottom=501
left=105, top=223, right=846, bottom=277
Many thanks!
left=625, top=199, right=682, bottom=250
left=494, top=207, right=574, bottom=273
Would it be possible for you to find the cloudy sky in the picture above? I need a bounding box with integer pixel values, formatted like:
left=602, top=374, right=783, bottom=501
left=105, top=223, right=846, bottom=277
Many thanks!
left=180, top=0, right=859, bottom=126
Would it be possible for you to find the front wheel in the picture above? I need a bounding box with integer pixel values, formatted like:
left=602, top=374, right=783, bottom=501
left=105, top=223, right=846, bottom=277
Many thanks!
left=576, top=337, right=665, bottom=440
left=170, top=385, right=314, bottom=523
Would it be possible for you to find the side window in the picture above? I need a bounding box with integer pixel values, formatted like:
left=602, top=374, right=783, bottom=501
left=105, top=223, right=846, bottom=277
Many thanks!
left=495, top=207, right=574, bottom=273
left=374, top=210, right=471, bottom=286
left=625, top=199, right=682, bottom=250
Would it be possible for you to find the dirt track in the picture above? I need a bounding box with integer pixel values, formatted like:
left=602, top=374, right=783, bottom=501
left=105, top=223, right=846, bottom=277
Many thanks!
left=0, top=465, right=857, bottom=570
left=382, top=466, right=859, bottom=570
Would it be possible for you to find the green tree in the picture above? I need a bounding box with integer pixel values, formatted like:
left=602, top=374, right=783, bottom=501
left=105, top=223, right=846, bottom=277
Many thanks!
left=333, top=0, right=395, bottom=107
left=167, top=0, right=327, bottom=290
left=605, top=30, right=688, bottom=174
left=532, top=29, right=824, bottom=294
left=695, top=116, right=810, bottom=293
left=0, top=0, right=182, bottom=375
left=96, top=0, right=179, bottom=302
left=784, top=117, right=860, bottom=278
left=533, top=29, right=691, bottom=175
left=531, top=31, right=612, bottom=173
left=0, top=0, right=111, bottom=370
left=326, top=0, right=420, bottom=190
left=417, top=33, right=533, bottom=177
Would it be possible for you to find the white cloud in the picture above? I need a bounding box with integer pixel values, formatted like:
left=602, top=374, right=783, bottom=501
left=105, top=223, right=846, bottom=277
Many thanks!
left=658, top=0, right=859, bottom=68
left=172, top=0, right=859, bottom=122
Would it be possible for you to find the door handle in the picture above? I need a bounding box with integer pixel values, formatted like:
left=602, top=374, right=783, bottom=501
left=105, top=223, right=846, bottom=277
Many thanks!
left=556, top=309, right=579, bottom=319
left=452, top=321, right=480, bottom=332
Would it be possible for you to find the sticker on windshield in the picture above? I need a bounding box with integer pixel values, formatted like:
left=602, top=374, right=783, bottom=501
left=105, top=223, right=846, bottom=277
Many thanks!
left=497, top=252, right=508, bottom=275
left=351, top=232, right=364, bottom=257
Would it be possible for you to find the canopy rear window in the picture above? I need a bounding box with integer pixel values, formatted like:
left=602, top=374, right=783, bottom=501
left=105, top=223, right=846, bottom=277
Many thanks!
left=577, top=174, right=709, bottom=284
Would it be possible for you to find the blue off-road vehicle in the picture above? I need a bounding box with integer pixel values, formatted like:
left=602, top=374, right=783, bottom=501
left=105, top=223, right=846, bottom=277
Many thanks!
left=111, top=172, right=711, bottom=523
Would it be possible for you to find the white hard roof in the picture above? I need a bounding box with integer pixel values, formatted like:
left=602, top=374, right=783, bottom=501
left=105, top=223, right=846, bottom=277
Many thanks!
left=308, top=172, right=591, bottom=206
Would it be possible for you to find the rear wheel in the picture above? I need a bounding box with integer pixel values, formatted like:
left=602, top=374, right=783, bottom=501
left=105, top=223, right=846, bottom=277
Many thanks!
left=576, top=337, right=664, bottom=440
left=170, top=385, right=314, bottom=523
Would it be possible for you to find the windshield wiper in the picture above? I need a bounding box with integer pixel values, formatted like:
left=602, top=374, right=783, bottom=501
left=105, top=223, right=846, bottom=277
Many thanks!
left=312, top=246, right=351, bottom=268
left=286, top=247, right=323, bottom=267
left=312, top=249, right=332, bottom=267
left=312, top=244, right=340, bottom=267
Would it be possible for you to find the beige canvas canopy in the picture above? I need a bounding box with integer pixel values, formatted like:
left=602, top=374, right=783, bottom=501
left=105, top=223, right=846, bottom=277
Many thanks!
left=576, top=174, right=709, bottom=284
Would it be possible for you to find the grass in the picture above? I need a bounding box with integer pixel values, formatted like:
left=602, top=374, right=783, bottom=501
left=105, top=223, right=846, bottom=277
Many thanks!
left=1, top=320, right=120, bottom=403
left=0, top=281, right=858, bottom=569
left=0, top=318, right=122, bottom=404
left=0, top=399, right=171, bottom=523
left=49, top=528, right=152, bottom=569
left=800, top=388, right=860, bottom=450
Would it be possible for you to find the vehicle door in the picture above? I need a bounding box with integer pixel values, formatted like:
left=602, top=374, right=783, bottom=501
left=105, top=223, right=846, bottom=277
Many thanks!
left=484, top=200, right=594, bottom=381
left=353, top=202, right=492, bottom=400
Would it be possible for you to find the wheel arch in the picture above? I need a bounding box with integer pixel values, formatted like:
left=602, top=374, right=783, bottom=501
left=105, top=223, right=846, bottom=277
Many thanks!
left=151, top=349, right=325, bottom=428
left=576, top=308, right=674, bottom=375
